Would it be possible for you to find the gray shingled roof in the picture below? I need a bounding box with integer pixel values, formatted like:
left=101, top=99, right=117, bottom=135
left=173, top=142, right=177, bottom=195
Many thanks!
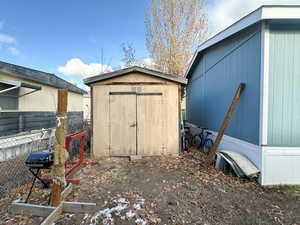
left=84, top=66, right=187, bottom=85
left=0, top=61, right=87, bottom=94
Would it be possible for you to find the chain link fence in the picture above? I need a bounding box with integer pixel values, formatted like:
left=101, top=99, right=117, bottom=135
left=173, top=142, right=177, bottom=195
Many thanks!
left=0, top=119, right=91, bottom=199
left=0, top=129, right=55, bottom=198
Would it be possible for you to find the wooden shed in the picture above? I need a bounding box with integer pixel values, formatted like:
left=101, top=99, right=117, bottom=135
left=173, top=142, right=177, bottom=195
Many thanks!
left=84, top=66, right=187, bottom=157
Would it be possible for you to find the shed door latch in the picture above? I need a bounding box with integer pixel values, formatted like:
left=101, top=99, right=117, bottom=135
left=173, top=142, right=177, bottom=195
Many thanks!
left=130, top=123, right=137, bottom=127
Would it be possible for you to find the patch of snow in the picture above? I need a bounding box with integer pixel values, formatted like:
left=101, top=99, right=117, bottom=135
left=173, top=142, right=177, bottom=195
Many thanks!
left=133, top=203, right=142, bottom=210
left=113, top=197, right=129, bottom=204
left=133, top=196, right=145, bottom=210
left=90, top=199, right=129, bottom=225
left=12, top=199, right=24, bottom=203
left=90, top=208, right=113, bottom=225
left=135, top=218, right=148, bottom=225
left=90, top=195, right=148, bottom=225
left=126, top=210, right=135, bottom=218
left=80, top=214, right=89, bottom=225
left=65, top=213, right=74, bottom=220
left=110, top=204, right=128, bottom=216
left=138, top=198, right=145, bottom=204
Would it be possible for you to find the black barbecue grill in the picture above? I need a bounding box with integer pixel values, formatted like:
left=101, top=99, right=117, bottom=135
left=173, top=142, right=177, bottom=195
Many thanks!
left=25, top=151, right=54, bottom=168
left=24, top=151, right=54, bottom=203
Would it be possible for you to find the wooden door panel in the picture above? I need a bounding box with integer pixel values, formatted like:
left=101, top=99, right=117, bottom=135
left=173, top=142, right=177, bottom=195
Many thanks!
left=137, top=92, right=164, bottom=155
left=109, top=94, right=136, bottom=156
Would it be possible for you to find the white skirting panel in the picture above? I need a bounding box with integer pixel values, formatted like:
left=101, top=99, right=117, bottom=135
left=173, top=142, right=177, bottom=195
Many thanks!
left=208, top=131, right=300, bottom=185
left=261, top=146, right=300, bottom=185
left=210, top=131, right=262, bottom=169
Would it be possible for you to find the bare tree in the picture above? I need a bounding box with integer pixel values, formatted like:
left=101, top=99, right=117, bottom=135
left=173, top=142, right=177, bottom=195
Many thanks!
left=122, top=43, right=136, bottom=68
left=145, top=0, right=208, bottom=76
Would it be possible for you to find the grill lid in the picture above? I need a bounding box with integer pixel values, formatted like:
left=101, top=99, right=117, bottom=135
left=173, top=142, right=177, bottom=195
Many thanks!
left=25, top=151, right=54, bottom=168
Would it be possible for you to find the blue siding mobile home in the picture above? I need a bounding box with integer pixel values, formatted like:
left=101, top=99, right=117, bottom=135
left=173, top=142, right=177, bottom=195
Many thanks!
left=186, top=5, right=300, bottom=185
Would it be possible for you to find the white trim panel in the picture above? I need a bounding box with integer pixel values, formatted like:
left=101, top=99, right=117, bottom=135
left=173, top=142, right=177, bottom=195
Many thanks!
left=259, top=22, right=270, bottom=147
left=210, top=131, right=261, bottom=170
left=262, top=146, right=300, bottom=185
left=262, top=6, right=300, bottom=19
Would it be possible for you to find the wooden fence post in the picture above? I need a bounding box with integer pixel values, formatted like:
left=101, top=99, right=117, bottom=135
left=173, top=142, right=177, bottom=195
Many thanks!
left=51, top=89, right=68, bottom=206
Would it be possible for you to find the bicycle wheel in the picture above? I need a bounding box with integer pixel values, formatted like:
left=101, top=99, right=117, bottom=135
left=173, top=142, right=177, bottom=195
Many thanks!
left=184, top=138, right=190, bottom=151
left=203, top=138, right=213, bottom=154
left=192, top=134, right=202, bottom=149
left=184, top=132, right=192, bottom=150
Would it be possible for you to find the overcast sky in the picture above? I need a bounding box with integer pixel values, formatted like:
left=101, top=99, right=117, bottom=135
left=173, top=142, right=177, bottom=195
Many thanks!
left=208, top=0, right=300, bottom=33
left=0, top=0, right=299, bottom=90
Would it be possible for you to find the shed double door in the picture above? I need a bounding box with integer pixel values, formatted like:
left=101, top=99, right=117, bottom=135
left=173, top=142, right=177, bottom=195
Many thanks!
left=109, top=89, right=164, bottom=156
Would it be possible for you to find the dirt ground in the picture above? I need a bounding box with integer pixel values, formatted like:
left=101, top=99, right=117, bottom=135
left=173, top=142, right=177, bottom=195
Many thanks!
left=1, top=149, right=300, bottom=225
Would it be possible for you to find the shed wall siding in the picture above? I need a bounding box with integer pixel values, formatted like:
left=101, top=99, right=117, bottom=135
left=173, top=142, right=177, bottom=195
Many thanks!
left=268, top=24, right=300, bottom=147
left=187, top=24, right=261, bottom=145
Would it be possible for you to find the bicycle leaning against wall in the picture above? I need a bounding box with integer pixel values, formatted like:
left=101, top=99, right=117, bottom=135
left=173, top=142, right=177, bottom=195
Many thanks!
left=192, top=127, right=214, bottom=154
